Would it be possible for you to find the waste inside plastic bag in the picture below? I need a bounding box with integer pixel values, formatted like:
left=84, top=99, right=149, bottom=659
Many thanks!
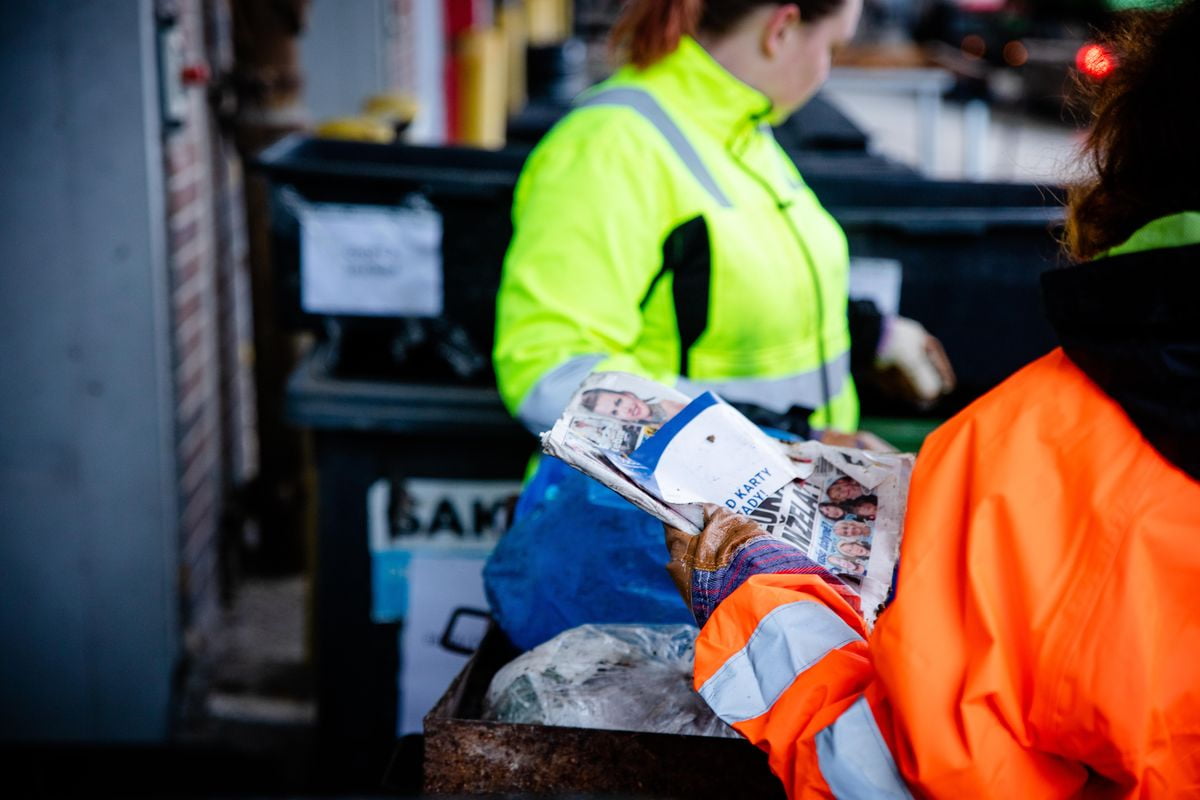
left=482, top=623, right=738, bottom=738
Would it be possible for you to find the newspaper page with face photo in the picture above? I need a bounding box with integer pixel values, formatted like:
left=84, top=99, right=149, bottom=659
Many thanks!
left=541, top=371, right=914, bottom=628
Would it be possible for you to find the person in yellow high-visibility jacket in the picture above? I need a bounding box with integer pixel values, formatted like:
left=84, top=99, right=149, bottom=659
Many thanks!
left=494, top=0, right=954, bottom=438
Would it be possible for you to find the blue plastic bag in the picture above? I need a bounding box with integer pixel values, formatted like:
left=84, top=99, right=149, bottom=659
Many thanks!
left=483, top=457, right=694, bottom=651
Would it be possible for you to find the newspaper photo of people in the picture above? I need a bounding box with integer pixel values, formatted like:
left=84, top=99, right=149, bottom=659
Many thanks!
left=820, top=476, right=877, bottom=584
left=778, top=441, right=911, bottom=622
left=560, top=375, right=691, bottom=455
left=577, top=387, right=686, bottom=427
left=542, top=371, right=914, bottom=628
left=542, top=373, right=704, bottom=532
left=568, top=417, right=645, bottom=455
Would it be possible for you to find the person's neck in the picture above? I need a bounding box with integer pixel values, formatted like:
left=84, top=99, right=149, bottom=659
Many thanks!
left=695, top=30, right=768, bottom=98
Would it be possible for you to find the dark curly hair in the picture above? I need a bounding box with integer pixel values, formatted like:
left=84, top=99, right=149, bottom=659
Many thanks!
left=1066, top=0, right=1200, bottom=261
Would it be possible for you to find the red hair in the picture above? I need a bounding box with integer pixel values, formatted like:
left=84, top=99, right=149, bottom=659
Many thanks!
left=611, top=0, right=704, bottom=69
left=611, top=0, right=845, bottom=69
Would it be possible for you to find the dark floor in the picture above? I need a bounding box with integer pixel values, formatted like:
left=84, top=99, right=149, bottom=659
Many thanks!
left=3, top=576, right=416, bottom=798
left=172, top=575, right=324, bottom=795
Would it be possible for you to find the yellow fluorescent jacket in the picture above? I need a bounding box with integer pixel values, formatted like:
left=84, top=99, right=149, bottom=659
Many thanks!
left=493, top=36, right=858, bottom=434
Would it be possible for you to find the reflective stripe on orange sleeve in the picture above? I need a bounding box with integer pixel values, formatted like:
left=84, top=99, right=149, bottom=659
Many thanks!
left=815, top=696, right=912, bottom=799
left=694, top=573, right=909, bottom=798
left=697, top=600, right=862, bottom=724
left=697, top=600, right=911, bottom=798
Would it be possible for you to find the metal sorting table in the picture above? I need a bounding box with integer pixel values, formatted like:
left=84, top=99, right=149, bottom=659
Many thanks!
left=423, top=625, right=788, bottom=798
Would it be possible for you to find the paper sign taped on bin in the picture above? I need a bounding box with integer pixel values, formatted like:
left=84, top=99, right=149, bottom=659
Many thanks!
left=300, top=201, right=443, bottom=317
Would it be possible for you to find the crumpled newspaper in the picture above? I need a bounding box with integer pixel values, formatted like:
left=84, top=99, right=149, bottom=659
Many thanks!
left=482, top=623, right=738, bottom=738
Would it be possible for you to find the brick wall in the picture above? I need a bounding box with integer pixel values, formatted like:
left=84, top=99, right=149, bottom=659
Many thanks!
left=161, top=0, right=257, bottom=642
left=388, top=0, right=417, bottom=96
left=205, top=0, right=258, bottom=495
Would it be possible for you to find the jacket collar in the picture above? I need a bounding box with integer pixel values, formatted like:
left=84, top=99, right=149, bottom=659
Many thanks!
left=1098, top=211, right=1200, bottom=259
left=1042, top=215, right=1200, bottom=481
left=623, top=36, right=777, bottom=139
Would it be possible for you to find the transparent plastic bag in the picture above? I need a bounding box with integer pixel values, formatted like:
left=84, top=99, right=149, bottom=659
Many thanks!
left=482, top=623, right=737, bottom=739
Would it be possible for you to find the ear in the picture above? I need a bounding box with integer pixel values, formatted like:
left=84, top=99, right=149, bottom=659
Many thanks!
left=760, top=3, right=802, bottom=58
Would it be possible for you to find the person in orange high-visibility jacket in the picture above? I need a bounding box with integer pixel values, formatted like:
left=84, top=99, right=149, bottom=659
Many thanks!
left=665, top=3, right=1200, bottom=796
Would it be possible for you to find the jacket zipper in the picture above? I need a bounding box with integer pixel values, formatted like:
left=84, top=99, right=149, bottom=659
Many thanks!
left=726, top=118, right=833, bottom=427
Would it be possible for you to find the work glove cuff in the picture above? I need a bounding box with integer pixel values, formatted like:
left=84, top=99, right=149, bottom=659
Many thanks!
left=666, top=506, right=834, bottom=626
left=665, top=519, right=766, bottom=610
left=691, top=537, right=825, bottom=625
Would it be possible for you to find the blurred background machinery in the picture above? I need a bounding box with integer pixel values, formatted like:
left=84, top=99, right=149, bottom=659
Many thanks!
left=907, top=0, right=1151, bottom=116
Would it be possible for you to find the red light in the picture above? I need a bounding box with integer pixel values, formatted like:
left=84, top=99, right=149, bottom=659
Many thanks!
left=1076, top=43, right=1116, bottom=80
left=180, top=63, right=211, bottom=86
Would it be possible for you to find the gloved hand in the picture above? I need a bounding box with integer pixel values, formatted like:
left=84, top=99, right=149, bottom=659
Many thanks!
left=665, top=505, right=860, bottom=626
left=874, top=316, right=956, bottom=409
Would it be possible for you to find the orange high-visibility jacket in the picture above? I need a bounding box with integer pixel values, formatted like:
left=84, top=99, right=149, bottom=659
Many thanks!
left=694, top=230, right=1200, bottom=798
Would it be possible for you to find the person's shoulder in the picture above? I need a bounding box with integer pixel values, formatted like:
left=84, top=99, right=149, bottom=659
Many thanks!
left=921, top=352, right=1074, bottom=451
left=536, top=87, right=674, bottom=157
left=516, top=102, right=671, bottom=194
left=516, top=93, right=683, bottom=216
left=922, top=348, right=1135, bottom=472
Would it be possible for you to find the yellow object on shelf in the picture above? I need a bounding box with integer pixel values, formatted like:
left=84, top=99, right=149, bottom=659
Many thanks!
left=362, top=93, right=419, bottom=126
left=458, top=27, right=508, bottom=149
left=525, top=0, right=571, bottom=46
left=312, top=116, right=396, bottom=143
left=498, top=2, right=528, bottom=115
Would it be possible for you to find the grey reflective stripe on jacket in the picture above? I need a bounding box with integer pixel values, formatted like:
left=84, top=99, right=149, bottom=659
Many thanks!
left=678, top=349, right=850, bottom=415
left=577, top=87, right=734, bottom=208
left=518, top=348, right=851, bottom=433
left=697, top=601, right=912, bottom=799
left=816, top=697, right=913, bottom=799
left=580, top=89, right=848, bottom=418
left=697, top=601, right=862, bottom=723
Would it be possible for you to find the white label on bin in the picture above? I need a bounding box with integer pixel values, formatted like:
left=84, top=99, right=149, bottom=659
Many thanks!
left=365, top=477, right=521, bottom=736
left=848, top=257, right=902, bottom=318
left=400, top=554, right=490, bottom=736
left=367, top=477, right=520, bottom=553
left=366, top=477, right=521, bottom=623
left=300, top=201, right=443, bottom=317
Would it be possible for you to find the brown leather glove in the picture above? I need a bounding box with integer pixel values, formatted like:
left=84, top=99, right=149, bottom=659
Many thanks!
left=665, top=505, right=769, bottom=609
left=667, top=506, right=864, bottom=626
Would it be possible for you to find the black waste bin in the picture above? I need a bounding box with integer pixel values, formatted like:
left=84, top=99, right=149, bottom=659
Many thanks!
left=286, top=346, right=535, bottom=790
left=256, top=136, right=541, bottom=790
left=808, top=174, right=1066, bottom=408
left=256, top=133, right=1062, bottom=410
left=255, top=135, right=530, bottom=384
